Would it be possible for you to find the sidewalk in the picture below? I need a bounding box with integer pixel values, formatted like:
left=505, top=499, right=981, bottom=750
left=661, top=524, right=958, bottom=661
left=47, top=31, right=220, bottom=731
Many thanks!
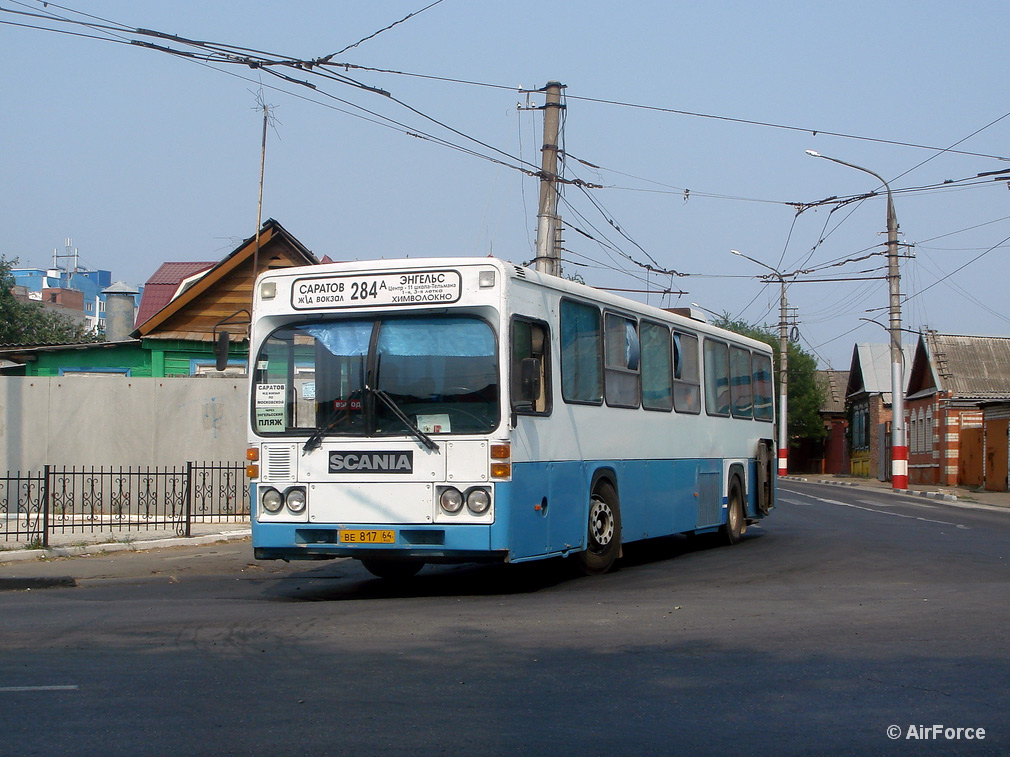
left=782, top=473, right=1010, bottom=510
left=0, top=521, right=251, bottom=565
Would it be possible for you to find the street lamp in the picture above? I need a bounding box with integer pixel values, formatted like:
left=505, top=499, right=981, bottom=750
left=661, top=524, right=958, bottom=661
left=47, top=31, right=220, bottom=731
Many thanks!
left=806, top=150, right=906, bottom=491
left=731, top=249, right=789, bottom=477
left=690, top=302, right=721, bottom=320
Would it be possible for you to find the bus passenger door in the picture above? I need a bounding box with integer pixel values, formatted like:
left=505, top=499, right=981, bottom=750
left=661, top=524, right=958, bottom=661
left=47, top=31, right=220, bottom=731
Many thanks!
left=507, top=317, right=557, bottom=560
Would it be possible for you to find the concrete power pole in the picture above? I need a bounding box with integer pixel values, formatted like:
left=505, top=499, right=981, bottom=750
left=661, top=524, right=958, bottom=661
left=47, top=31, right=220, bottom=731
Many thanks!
left=806, top=150, right=906, bottom=490
left=534, top=81, right=565, bottom=277
left=777, top=279, right=789, bottom=476
left=732, top=249, right=791, bottom=476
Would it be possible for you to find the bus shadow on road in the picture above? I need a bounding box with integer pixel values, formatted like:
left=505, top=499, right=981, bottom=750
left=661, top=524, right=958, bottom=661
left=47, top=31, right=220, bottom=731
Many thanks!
left=261, top=530, right=762, bottom=602
left=261, top=558, right=576, bottom=601
left=619, top=529, right=763, bottom=569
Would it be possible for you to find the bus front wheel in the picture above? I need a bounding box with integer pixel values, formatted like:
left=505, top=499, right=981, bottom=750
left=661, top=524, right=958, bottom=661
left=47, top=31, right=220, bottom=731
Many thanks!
left=360, top=558, right=424, bottom=580
left=721, top=481, right=747, bottom=546
left=576, top=482, right=622, bottom=575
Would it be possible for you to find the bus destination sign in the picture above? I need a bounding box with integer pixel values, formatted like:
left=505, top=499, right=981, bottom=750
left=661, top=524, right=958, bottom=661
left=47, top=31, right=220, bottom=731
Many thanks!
left=292, top=270, right=462, bottom=310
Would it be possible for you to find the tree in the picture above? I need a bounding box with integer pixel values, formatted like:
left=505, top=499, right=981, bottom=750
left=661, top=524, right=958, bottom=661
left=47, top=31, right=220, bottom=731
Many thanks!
left=0, top=255, right=102, bottom=346
left=712, top=315, right=827, bottom=446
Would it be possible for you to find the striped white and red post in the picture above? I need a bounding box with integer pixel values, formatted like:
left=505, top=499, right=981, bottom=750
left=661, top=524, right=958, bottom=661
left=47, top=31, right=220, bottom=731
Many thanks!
left=891, top=355, right=908, bottom=490
left=892, top=443, right=909, bottom=491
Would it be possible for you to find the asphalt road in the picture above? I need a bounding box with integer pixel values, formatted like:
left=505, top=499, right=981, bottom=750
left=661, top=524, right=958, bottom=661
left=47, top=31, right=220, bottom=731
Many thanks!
left=1, top=480, right=1007, bottom=756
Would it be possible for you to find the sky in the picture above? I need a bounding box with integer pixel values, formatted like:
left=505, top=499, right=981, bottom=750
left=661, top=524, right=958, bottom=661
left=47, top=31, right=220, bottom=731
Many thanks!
left=3, top=0, right=1010, bottom=369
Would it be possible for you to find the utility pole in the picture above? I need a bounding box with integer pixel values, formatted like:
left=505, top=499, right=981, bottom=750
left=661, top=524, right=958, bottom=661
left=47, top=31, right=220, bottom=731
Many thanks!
left=534, top=81, right=564, bottom=277
left=806, top=150, right=907, bottom=490
left=732, top=249, right=790, bottom=476
left=883, top=189, right=906, bottom=490
left=777, top=278, right=789, bottom=477
left=253, top=97, right=270, bottom=280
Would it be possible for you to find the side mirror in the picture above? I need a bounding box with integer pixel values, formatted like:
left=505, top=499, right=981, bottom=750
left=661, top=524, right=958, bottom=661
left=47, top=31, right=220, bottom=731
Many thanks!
left=519, top=357, right=541, bottom=404
left=214, top=330, right=230, bottom=371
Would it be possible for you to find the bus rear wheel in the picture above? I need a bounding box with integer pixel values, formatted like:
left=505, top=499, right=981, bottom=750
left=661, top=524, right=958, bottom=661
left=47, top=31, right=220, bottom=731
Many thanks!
left=360, top=558, right=424, bottom=580
left=721, top=481, right=747, bottom=546
left=576, top=482, right=622, bottom=575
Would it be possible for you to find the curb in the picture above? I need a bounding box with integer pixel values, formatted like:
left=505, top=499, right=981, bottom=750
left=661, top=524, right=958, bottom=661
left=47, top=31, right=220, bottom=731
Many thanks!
left=783, top=476, right=958, bottom=501
left=0, top=575, right=78, bottom=591
left=0, top=528, right=251, bottom=566
left=781, top=476, right=1010, bottom=512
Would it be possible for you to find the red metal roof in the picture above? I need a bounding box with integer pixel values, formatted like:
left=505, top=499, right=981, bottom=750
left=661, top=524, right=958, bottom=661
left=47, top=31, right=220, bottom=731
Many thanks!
left=134, top=261, right=214, bottom=328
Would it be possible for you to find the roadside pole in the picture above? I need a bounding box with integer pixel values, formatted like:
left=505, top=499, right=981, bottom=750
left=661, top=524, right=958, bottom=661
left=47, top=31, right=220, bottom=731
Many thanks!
left=534, top=81, right=564, bottom=277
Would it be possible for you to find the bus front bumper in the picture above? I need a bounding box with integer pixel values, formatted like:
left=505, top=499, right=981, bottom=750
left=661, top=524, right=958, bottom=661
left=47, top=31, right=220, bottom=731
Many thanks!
left=252, top=521, right=508, bottom=563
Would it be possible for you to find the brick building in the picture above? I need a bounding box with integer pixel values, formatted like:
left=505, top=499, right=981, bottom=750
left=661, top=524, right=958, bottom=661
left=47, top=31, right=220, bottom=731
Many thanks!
left=818, top=369, right=849, bottom=474
left=905, top=331, right=1010, bottom=487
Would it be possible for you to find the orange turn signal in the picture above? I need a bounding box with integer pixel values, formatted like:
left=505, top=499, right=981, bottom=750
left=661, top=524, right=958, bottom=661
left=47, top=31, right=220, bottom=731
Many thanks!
left=490, top=462, right=511, bottom=479
left=246, top=447, right=260, bottom=461
left=490, top=443, right=510, bottom=460
left=246, top=464, right=260, bottom=479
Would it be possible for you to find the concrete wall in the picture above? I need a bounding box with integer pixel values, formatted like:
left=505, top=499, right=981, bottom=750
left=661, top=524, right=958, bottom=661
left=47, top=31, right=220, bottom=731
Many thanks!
left=0, top=376, right=247, bottom=471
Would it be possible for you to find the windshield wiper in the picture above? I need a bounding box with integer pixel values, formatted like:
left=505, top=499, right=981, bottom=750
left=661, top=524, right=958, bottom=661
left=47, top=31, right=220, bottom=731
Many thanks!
left=302, top=389, right=362, bottom=455
left=302, top=416, right=338, bottom=455
left=367, top=384, right=440, bottom=453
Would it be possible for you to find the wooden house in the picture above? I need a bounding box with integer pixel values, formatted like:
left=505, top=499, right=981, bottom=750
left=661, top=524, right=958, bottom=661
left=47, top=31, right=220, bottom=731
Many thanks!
left=0, top=219, right=319, bottom=377
left=845, top=343, right=912, bottom=480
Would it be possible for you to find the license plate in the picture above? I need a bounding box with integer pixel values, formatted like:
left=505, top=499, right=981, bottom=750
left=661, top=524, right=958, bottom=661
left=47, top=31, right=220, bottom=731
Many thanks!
left=339, top=529, right=395, bottom=544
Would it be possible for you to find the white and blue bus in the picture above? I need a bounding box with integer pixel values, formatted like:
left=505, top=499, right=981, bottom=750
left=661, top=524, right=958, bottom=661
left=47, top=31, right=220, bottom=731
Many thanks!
left=244, top=257, right=775, bottom=577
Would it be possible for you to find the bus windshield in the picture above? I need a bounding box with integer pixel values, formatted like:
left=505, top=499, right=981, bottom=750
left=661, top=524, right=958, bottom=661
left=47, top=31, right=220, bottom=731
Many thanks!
left=253, top=315, right=499, bottom=438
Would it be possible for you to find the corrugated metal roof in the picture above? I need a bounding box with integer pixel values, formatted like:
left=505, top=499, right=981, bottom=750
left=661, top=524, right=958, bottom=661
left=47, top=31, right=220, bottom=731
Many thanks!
left=924, top=332, right=1010, bottom=399
left=846, top=343, right=914, bottom=400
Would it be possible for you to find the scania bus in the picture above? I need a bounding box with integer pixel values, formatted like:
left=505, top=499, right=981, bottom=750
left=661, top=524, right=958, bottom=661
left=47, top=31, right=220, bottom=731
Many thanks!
left=241, top=257, right=775, bottom=577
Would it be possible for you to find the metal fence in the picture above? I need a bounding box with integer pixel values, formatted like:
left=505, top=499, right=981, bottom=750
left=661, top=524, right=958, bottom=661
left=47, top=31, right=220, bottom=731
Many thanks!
left=0, top=462, right=249, bottom=547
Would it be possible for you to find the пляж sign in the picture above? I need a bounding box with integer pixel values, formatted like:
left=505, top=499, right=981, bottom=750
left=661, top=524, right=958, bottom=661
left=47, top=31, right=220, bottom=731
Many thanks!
left=255, top=383, right=286, bottom=431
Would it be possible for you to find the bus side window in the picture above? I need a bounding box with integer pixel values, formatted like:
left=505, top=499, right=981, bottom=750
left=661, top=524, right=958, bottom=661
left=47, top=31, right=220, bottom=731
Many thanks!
left=730, top=346, right=753, bottom=418
left=641, top=320, right=673, bottom=411
left=704, top=339, right=731, bottom=417
left=753, top=352, right=774, bottom=421
left=604, top=313, right=641, bottom=409
left=511, top=318, right=551, bottom=415
left=673, top=331, right=701, bottom=414
left=560, top=299, right=603, bottom=404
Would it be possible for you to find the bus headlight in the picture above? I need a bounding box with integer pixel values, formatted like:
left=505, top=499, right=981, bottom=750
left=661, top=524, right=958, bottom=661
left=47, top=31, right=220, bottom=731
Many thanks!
left=439, top=487, right=464, bottom=513
left=466, top=487, right=491, bottom=515
left=261, top=487, right=283, bottom=514
left=285, top=487, right=307, bottom=514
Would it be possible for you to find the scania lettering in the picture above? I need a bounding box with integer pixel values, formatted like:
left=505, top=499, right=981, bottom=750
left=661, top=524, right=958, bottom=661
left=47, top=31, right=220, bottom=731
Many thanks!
left=247, top=258, right=775, bottom=579
left=329, top=452, right=413, bottom=473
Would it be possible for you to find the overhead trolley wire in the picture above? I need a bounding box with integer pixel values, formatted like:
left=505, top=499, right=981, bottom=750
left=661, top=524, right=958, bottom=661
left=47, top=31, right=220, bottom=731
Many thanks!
left=1, top=0, right=551, bottom=182
left=320, top=0, right=445, bottom=60
left=561, top=92, right=1010, bottom=163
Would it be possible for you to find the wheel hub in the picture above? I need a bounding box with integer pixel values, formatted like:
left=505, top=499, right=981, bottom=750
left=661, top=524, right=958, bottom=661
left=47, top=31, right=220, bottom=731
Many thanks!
left=589, top=498, right=615, bottom=548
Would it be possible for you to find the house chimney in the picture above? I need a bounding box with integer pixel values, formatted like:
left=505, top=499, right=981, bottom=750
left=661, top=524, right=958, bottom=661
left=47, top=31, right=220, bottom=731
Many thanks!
left=102, top=281, right=139, bottom=341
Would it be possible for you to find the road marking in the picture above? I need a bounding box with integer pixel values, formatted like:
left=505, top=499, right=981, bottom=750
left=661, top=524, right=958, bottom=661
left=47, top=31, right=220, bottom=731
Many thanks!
left=860, top=500, right=937, bottom=512
left=782, top=488, right=969, bottom=529
left=0, top=685, right=79, bottom=692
